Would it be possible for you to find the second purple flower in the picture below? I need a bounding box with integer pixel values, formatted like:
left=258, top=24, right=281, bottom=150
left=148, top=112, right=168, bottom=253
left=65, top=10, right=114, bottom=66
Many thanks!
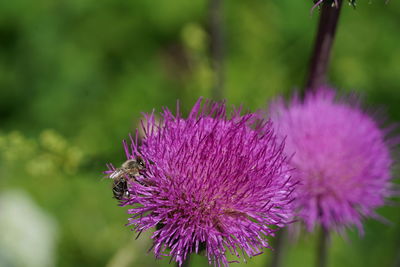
left=270, top=88, right=393, bottom=233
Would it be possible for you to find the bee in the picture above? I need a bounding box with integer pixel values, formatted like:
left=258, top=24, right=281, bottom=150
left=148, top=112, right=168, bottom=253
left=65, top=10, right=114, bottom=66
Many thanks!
left=109, top=157, right=146, bottom=200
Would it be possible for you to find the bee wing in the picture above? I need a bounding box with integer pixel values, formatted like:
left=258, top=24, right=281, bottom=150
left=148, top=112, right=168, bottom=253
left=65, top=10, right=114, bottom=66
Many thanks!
left=109, top=169, right=123, bottom=179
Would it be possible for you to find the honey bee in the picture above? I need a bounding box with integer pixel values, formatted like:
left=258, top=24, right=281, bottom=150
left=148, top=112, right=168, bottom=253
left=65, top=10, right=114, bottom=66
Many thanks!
left=109, top=157, right=146, bottom=200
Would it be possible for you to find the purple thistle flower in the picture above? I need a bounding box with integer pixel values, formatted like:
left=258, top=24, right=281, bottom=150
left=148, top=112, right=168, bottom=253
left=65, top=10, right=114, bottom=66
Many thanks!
left=270, top=87, right=393, bottom=233
left=106, top=98, right=296, bottom=266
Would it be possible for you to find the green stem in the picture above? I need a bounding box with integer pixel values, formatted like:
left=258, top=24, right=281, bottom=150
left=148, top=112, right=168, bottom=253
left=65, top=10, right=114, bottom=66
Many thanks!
left=269, top=228, right=287, bottom=267
left=316, top=226, right=330, bottom=267
left=209, top=0, right=224, bottom=100
left=178, top=254, right=191, bottom=267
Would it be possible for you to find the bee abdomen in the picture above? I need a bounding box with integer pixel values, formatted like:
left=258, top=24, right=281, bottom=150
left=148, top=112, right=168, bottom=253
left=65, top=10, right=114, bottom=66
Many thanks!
left=112, top=179, right=128, bottom=200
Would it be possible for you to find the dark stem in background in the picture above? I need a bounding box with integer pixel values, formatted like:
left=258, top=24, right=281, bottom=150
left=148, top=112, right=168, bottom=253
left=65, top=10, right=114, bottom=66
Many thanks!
left=304, top=0, right=343, bottom=97
left=316, top=226, right=330, bottom=267
left=209, top=0, right=224, bottom=100
left=270, top=228, right=287, bottom=267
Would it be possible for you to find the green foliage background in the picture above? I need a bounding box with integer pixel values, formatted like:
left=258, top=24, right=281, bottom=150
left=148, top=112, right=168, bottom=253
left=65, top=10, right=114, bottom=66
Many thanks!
left=0, top=0, right=399, bottom=266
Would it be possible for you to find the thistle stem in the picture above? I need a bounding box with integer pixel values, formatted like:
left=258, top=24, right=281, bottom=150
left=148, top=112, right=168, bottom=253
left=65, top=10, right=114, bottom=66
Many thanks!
left=270, top=228, right=287, bottom=267
left=304, top=0, right=343, bottom=96
left=316, top=226, right=330, bottom=267
left=209, top=0, right=224, bottom=100
left=178, top=254, right=191, bottom=267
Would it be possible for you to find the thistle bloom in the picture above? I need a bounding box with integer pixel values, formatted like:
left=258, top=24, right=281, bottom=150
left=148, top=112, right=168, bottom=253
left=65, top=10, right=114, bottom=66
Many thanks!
left=270, top=88, right=393, bottom=233
left=106, top=99, right=295, bottom=266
